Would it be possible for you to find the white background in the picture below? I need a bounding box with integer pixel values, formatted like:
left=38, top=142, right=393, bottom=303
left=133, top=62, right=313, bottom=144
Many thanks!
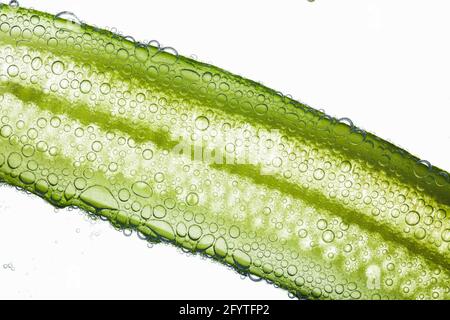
left=0, top=0, right=449, bottom=299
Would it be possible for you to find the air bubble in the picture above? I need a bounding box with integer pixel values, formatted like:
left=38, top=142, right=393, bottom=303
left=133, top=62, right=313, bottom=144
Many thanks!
left=134, top=44, right=149, bottom=62
left=9, top=1, right=19, bottom=8
left=51, top=61, right=65, bottom=75
left=19, top=171, right=35, bottom=184
left=0, top=125, right=13, bottom=138
left=31, top=57, right=42, bottom=70
left=414, top=227, right=427, bottom=240
left=188, top=225, right=203, bottom=240
left=80, top=80, right=92, bottom=94
left=35, top=179, right=49, bottom=194
left=313, top=168, right=325, bottom=180
left=441, top=229, right=450, bottom=242
left=322, top=230, right=335, bottom=243
left=100, top=83, right=111, bottom=94
left=33, top=25, right=45, bottom=37
left=233, top=250, right=251, bottom=268
left=181, top=69, right=200, bottom=81
left=54, top=11, right=83, bottom=31
left=20, top=144, right=35, bottom=158
left=7, top=152, right=22, bottom=169
left=317, top=219, right=327, bottom=230
left=214, top=237, right=228, bottom=257
left=186, top=192, right=199, bottom=206
left=147, top=219, right=175, bottom=241
left=74, top=177, right=87, bottom=190
left=413, top=160, right=431, bottom=178
left=197, top=234, right=215, bottom=250
left=79, top=186, right=118, bottom=210
left=405, top=211, right=420, bottom=226
left=151, top=46, right=179, bottom=65
left=132, top=181, right=152, bottom=198
left=141, top=205, right=152, bottom=220
left=195, top=116, right=210, bottom=131
left=64, top=184, right=76, bottom=200
left=340, top=161, right=352, bottom=173
left=153, top=205, right=166, bottom=219
left=142, top=149, right=153, bottom=160
left=91, top=141, right=103, bottom=152
left=229, top=225, right=240, bottom=238
left=7, top=65, right=19, bottom=77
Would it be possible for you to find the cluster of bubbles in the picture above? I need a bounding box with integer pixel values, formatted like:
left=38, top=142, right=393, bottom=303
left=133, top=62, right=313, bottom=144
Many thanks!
left=0, top=4, right=448, bottom=300
left=2, top=262, right=15, bottom=271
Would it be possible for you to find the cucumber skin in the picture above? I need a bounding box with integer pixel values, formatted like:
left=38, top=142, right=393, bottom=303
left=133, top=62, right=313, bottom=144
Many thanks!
left=0, top=5, right=449, bottom=300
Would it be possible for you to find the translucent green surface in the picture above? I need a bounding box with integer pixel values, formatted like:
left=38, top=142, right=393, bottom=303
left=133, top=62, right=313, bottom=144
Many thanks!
left=0, top=5, right=449, bottom=299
